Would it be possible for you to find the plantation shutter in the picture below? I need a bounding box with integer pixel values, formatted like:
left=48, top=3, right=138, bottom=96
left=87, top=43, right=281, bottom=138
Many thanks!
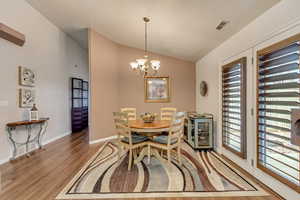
left=257, top=35, right=300, bottom=191
left=222, top=57, right=247, bottom=158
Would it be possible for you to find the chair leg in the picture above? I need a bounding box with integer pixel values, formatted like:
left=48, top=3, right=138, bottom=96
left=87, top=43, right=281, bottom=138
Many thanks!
left=167, top=149, right=171, bottom=164
left=177, top=146, right=182, bottom=165
left=117, top=143, right=121, bottom=160
left=133, top=149, right=137, bottom=159
left=128, top=149, right=133, bottom=171
left=147, top=144, right=151, bottom=164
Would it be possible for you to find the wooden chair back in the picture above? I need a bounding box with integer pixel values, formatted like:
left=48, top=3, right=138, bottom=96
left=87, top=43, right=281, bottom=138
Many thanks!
left=113, top=112, right=132, bottom=144
left=160, top=107, right=177, bottom=121
left=121, top=108, right=137, bottom=120
left=168, top=111, right=186, bottom=145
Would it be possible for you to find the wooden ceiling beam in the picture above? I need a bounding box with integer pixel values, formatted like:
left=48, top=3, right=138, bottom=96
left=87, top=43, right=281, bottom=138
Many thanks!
left=0, top=23, right=25, bottom=46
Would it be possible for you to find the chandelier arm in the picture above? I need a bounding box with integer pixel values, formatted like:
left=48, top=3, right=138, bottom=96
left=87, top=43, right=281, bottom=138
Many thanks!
left=152, top=70, right=157, bottom=77
left=139, top=67, right=145, bottom=76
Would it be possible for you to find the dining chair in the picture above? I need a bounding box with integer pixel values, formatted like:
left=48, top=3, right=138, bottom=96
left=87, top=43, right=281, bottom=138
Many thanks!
left=113, top=112, right=148, bottom=170
left=150, top=111, right=186, bottom=165
left=160, top=107, right=177, bottom=121
left=121, top=107, right=137, bottom=120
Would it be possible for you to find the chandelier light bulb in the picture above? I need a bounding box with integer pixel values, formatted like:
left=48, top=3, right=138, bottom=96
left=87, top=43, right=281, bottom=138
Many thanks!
left=136, top=58, right=147, bottom=66
left=150, top=60, right=160, bottom=70
left=130, top=62, right=138, bottom=69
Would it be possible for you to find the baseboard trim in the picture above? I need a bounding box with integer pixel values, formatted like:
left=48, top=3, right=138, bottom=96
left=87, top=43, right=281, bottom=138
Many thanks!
left=89, top=135, right=117, bottom=144
left=219, top=153, right=285, bottom=200
left=42, top=131, right=71, bottom=146
left=0, top=131, right=71, bottom=165
left=0, top=158, right=9, bottom=165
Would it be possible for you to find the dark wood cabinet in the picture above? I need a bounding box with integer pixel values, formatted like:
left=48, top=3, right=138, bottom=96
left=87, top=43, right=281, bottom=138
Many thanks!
left=71, top=78, right=88, bottom=133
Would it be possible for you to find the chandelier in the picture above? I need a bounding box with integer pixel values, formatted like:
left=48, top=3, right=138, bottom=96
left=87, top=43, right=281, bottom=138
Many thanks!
left=130, top=17, right=160, bottom=77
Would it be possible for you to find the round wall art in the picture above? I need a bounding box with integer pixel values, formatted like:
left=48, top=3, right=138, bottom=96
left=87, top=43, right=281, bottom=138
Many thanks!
left=200, top=81, right=208, bottom=96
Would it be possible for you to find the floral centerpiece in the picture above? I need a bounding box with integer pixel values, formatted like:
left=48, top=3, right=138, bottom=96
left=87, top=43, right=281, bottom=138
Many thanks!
left=140, top=112, right=157, bottom=123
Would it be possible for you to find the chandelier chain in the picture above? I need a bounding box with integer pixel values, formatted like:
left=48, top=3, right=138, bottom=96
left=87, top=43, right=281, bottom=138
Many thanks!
left=145, top=19, right=147, bottom=56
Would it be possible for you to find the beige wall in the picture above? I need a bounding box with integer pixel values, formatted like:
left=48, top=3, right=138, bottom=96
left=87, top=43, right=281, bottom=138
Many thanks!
left=89, top=29, right=195, bottom=141
left=89, top=30, right=119, bottom=140
left=118, top=45, right=195, bottom=113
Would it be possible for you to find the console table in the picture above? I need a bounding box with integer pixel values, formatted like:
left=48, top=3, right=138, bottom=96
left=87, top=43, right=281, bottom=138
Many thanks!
left=6, top=118, right=49, bottom=160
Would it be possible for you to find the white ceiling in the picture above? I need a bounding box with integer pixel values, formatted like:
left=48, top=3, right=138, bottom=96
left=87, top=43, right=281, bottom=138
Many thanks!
left=27, top=0, right=280, bottom=62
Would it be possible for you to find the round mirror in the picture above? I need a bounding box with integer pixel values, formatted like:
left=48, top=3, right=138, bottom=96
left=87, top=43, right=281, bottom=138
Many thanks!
left=294, top=119, right=300, bottom=136
left=200, top=81, right=208, bottom=96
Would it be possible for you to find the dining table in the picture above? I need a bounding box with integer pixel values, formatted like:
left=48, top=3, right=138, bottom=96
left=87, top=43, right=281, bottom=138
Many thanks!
left=128, top=119, right=171, bottom=164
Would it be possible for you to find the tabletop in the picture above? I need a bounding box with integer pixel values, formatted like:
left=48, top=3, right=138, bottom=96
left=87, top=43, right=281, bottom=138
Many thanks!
left=6, top=118, right=50, bottom=127
left=129, top=120, right=170, bottom=129
left=129, top=120, right=171, bottom=134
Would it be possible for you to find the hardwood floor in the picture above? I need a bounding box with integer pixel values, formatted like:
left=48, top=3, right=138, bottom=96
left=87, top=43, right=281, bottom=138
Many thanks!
left=0, top=131, right=281, bottom=200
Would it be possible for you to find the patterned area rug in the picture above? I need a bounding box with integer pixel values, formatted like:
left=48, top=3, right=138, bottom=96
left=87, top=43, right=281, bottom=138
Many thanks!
left=57, top=142, right=268, bottom=199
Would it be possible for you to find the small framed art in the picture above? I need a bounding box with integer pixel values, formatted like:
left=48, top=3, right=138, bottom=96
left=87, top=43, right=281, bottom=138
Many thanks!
left=19, top=88, right=35, bottom=108
left=144, top=76, right=170, bottom=103
left=19, top=66, right=35, bottom=87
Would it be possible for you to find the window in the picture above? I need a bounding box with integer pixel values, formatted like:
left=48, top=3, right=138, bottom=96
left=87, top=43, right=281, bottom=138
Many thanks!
left=257, top=34, right=300, bottom=191
left=222, top=57, right=247, bottom=158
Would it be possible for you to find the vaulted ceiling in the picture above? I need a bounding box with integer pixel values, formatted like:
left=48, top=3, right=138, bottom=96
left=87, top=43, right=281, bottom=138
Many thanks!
left=27, top=0, right=280, bottom=62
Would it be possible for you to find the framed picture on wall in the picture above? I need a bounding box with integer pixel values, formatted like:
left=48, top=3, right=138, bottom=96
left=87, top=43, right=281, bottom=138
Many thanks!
left=19, top=66, right=35, bottom=87
left=144, top=76, right=170, bottom=103
left=19, top=88, right=35, bottom=108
